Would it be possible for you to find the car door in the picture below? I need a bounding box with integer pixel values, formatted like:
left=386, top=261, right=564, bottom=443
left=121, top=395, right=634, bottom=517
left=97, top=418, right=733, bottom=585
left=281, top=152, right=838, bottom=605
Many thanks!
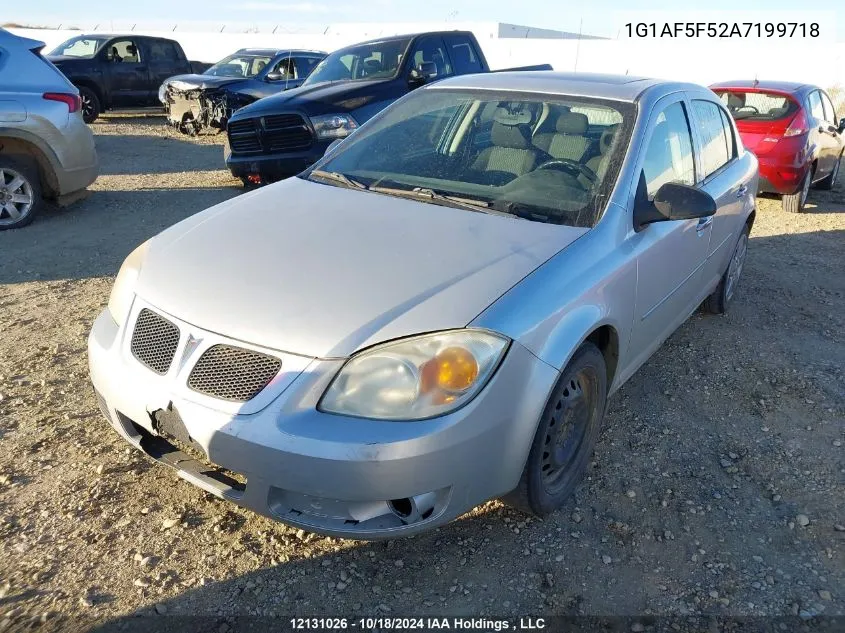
left=627, top=95, right=711, bottom=365
left=688, top=96, right=752, bottom=292
left=819, top=91, right=844, bottom=166
left=147, top=39, right=183, bottom=96
left=105, top=38, right=150, bottom=106
left=806, top=90, right=834, bottom=178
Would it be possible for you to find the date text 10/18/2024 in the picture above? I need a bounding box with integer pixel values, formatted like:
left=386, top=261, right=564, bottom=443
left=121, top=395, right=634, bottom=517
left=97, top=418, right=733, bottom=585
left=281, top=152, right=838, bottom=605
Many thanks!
left=290, top=617, right=548, bottom=630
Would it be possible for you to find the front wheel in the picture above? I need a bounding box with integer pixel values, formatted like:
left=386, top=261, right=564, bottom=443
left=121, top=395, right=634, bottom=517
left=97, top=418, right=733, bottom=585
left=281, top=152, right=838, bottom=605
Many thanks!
left=704, top=224, right=749, bottom=314
left=782, top=168, right=811, bottom=213
left=503, top=342, right=607, bottom=516
left=78, top=86, right=101, bottom=124
left=815, top=154, right=841, bottom=191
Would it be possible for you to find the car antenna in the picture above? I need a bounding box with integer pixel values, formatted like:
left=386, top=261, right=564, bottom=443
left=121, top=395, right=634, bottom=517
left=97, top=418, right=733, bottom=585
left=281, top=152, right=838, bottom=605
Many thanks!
left=753, top=75, right=759, bottom=88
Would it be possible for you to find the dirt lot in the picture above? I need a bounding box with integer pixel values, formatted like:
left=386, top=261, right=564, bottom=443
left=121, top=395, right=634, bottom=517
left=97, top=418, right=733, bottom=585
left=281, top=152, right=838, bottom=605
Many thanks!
left=0, top=115, right=843, bottom=631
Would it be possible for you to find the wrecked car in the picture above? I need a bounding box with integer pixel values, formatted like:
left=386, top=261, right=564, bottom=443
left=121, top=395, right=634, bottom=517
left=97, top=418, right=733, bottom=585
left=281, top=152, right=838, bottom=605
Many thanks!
left=160, top=48, right=326, bottom=135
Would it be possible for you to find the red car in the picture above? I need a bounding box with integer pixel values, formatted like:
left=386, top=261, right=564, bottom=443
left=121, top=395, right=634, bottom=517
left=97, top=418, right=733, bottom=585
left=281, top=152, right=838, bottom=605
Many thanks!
left=711, top=80, right=844, bottom=213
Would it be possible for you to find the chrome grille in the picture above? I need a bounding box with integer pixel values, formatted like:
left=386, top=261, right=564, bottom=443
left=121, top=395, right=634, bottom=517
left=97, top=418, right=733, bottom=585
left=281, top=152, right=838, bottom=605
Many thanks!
left=227, top=118, right=261, bottom=153
left=130, top=309, right=180, bottom=375
left=187, top=345, right=281, bottom=402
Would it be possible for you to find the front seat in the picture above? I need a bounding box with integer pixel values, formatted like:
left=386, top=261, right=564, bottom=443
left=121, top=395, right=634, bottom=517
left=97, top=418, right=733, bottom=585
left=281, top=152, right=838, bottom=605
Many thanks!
left=534, top=111, right=591, bottom=162
left=580, top=125, right=617, bottom=187
left=471, top=109, right=539, bottom=184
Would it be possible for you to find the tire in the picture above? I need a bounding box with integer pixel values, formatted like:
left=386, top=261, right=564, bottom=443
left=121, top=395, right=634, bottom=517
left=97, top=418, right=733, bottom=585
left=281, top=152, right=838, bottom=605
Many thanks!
left=704, top=224, right=749, bottom=314
left=0, top=155, right=43, bottom=231
left=815, top=153, right=842, bottom=191
left=78, top=86, right=101, bottom=124
left=503, top=342, right=607, bottom=516
left=782, top=168, right=811, bottom=213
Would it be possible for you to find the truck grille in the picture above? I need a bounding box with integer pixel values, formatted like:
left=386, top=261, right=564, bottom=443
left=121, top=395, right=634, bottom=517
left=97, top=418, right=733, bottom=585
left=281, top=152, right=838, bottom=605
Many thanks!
left=130, top=309, right=180, bottom=375
left=227, top=119, right=262, bottom=153
left=227, top=113, right=313, bottom=155
left=187, top=344, right=281, bottom=402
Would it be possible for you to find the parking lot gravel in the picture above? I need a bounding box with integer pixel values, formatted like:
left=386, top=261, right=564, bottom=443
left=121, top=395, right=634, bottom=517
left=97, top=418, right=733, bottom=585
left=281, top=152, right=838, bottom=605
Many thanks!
left=0, top=114, right=843, bottom=631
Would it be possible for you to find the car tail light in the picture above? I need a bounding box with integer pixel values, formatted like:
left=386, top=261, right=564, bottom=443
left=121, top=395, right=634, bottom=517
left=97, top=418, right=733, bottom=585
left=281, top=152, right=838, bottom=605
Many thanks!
left=43, top=92, right=81, bottom=113
left=783, top=109, right=809, bottom=137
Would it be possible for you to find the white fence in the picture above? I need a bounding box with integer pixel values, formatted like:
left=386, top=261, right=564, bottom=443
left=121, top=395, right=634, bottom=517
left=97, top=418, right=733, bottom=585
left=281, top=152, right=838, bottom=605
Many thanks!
left=11, top=27, right=845, bottom=94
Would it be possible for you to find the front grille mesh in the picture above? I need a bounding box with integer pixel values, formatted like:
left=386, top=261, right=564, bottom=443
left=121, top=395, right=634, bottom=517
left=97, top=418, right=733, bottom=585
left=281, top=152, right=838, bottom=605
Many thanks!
left=130, top=309, right=180, bottom=375
left=227, top=119, right=261, bottom=153
left=187, top=345, right=281, bottom=402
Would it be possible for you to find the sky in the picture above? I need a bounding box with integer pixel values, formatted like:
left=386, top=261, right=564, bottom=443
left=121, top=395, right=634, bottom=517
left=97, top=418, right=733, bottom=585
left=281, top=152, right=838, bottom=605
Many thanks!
left=6, top=0, right=841, bottom=40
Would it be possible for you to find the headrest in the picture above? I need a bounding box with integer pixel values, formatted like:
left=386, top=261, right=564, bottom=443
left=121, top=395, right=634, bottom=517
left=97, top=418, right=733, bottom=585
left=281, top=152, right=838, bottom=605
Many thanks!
left=726, top=93, right=744, bottom=109
left=556, top=112, right=589, bottom=134
left=491, top=121, right=531, bottom=149
left=493, top=106, right=532, bottom=126
left=598, top=126, right=617, bottom=154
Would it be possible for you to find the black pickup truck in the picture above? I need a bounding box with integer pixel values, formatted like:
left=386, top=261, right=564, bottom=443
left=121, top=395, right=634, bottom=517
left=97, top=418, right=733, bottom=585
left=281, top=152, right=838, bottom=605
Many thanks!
left=47, top=34, right=211, bottom=123
left=225, top=30, right=552, bottom=185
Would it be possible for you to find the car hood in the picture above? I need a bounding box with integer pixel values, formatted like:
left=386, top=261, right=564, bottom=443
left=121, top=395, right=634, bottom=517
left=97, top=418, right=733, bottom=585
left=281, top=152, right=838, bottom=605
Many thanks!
left=135, top=177, right=587, bottom=358
left=231, top=78, right=392, bottom=118
left=162, top=74, right=244, bottom=91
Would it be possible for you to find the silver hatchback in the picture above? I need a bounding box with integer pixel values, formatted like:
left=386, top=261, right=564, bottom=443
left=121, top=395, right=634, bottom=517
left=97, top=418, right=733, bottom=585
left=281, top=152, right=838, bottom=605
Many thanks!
left=0, top=28, right=98, bottom=230
left=89, top=72, right=757, bottom=539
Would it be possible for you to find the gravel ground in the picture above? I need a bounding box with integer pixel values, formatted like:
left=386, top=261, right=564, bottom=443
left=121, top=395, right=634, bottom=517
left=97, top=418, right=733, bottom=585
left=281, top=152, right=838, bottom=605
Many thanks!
left=0, top=114, right=843, bottom=632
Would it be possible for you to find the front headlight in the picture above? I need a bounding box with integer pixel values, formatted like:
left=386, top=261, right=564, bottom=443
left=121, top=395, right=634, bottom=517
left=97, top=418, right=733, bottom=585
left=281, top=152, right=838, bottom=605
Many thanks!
left=319, top=330, right=509, bottom=421
left=311, top=113, right=358, bottom=140
left=107, top=240, right=150, bottom=326
left=158, top=83, right=168, bottom=104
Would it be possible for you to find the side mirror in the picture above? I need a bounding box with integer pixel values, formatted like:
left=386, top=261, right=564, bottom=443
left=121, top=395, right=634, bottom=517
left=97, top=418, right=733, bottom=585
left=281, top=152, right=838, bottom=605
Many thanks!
left=265, top=72, right=285, bottom=82
left=634, top=180, right=717, bottom=229
left=409, top=61, right=437, bottom=85
left=839, top=117, right=845, bottom=134
left=105, top=50, right=114, bottom=62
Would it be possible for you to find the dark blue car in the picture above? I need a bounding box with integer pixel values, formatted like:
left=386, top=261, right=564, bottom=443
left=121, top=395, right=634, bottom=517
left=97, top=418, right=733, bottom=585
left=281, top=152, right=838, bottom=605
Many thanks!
left=161, top=48, right=326, bottom=134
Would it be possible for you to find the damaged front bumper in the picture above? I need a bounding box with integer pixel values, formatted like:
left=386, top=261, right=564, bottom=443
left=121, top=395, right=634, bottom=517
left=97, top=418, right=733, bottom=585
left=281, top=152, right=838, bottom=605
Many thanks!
left=163, top=87, right=251, bottom=135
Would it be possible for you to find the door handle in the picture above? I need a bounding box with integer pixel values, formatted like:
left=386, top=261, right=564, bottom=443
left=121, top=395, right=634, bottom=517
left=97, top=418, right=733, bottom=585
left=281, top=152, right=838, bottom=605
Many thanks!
left=736, top=184, right=748, bottom=198
left=696, top=216, right=713, bottom=233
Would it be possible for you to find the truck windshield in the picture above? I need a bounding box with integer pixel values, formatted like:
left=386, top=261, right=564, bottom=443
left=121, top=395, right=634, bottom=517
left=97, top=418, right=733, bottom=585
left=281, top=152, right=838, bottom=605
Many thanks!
left=205, top=54, right=274, bottom=78
left=303, top=38, right=411, bottom=85
left=305, top=89, right=633, bottom=228
left=49, top=36, right=109, bottom=58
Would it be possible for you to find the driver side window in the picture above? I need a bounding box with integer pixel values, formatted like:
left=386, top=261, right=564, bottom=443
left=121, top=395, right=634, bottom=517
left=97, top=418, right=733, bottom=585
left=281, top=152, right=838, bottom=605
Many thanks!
left=642, top=102, right=695, bottom=198
left=272, top=57, right=296, bottom=79
left=407, top=37, right=453, bottom=80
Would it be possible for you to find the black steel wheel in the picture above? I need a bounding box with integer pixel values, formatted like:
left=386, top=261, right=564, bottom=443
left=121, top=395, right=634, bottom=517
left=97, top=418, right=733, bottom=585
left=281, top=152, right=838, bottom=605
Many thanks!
left=503, top=342, right=607, bottom=516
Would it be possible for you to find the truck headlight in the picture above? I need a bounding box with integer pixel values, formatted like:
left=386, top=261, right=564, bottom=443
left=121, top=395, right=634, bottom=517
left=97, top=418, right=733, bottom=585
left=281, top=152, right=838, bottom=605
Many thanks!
left=319, top=330, right=509, bottom=420
left=158, top=83, right=167, bottom=104
left=311, top=113, right=358, bottom=140
left=107, top=240, right=150, bottom=326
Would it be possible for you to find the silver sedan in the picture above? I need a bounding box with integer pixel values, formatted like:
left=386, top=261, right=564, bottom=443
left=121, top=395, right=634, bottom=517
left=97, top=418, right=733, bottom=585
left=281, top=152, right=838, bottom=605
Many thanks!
left=88, top=71, right=757, bottom=539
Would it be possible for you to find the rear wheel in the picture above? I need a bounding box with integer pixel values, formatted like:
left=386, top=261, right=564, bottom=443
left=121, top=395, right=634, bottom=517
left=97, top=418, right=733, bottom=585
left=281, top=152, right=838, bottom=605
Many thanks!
left=78, top=86, right=100, bottom=124
left=503, top=342, right=607, bottom=516
left=815, top=153, right=842, bottom=191
left=705, top=224, right=749, bottom=314
left=782, top=168, right=811, bottom=213
left=0, top=156, right=42, bottom=230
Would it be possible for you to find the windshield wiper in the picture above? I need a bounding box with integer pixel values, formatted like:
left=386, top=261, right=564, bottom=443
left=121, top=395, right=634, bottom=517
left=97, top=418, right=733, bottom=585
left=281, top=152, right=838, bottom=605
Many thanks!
left=308, top=170, right=367, bottom=190
left=369, top=185, right=492, bottom=213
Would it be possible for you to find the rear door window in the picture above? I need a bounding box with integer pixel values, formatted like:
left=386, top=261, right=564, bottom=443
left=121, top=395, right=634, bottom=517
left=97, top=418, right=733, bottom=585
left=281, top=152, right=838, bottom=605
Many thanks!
left=820, top=92, right=837, bottom=124
left=148, top=40, right=178, bottom=61
left=295, top=56, right=322, bottom=78
left=807, top=91, right=825, bottom=122
left=716, top=90, right=798, bottom=122
left=692, top=100, right=732, bottom=179
left=443, top=34, right=483, bottom=74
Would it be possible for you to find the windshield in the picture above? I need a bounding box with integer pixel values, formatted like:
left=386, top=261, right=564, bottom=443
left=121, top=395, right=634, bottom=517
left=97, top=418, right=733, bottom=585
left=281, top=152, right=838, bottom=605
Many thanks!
left=303, top=38, right=411, bottom=85
left=205, top=54, right=274, bottom=78
left=715, top=90, right=799, bottom=121
left=303, top=89, right=633, bottom=227
left=49, top=36, right=109, bottom=58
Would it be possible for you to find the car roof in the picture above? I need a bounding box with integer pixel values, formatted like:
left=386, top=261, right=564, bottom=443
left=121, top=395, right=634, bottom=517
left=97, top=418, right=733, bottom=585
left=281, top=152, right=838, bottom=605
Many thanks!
left=710, top=79, right=814, bottom=94
left=235, top=48, right=326, bottom=55
left=430, top=71, right=704, bottom=102
left=349, top=30, right=474, bottom=48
